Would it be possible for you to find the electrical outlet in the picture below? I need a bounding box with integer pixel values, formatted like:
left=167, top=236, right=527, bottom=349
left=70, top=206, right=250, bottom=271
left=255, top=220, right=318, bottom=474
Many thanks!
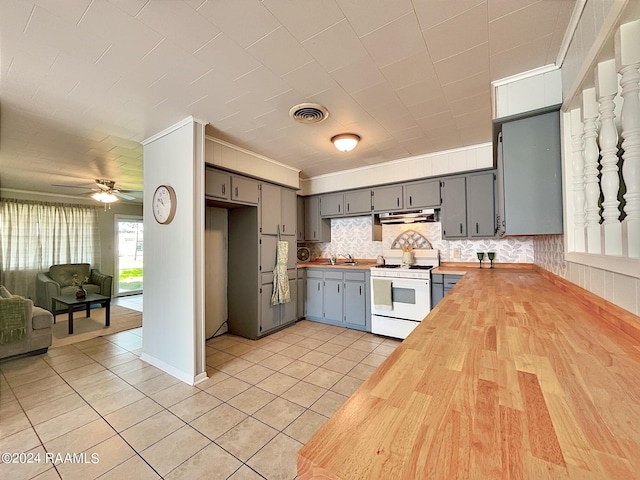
left=453, top=247, right=461, bottom=259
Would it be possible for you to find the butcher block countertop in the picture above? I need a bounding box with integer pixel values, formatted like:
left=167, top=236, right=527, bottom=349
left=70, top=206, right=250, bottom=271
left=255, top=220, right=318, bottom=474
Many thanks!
left=297, top=268, right=640, bottom=479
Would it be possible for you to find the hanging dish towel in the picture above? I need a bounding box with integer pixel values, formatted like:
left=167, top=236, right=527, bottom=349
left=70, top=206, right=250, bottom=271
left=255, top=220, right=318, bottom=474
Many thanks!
left=372, top=278, right=393, bottom=310
left=271, top=229, right=291, bottom=306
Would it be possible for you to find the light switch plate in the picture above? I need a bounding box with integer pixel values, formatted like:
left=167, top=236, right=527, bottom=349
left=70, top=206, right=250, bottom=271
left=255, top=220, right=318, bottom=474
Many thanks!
left=453, top=247, right=461, bottom=259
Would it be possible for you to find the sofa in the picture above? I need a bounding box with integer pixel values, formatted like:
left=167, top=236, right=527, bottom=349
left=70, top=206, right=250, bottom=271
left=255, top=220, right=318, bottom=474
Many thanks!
left=36, top=263, right=112, bottom=313
left=0, top=286, right=53, bottom=360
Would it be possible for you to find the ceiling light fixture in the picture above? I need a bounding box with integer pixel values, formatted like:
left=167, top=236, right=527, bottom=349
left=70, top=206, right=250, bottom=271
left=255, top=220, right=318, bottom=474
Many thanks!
left=331, top=133, right=360, bottom=152
left=91, top=191, right=119, bottom=203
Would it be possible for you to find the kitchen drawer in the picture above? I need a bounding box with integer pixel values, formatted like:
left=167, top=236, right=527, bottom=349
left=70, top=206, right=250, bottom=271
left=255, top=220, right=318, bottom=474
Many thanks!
left=324, top=271, right=344, bottom=280
left=345, top=271, right=366, bottom=281
left=444, top=274, right=462, bottom=288
left=306, top=270, right=323, bottom=279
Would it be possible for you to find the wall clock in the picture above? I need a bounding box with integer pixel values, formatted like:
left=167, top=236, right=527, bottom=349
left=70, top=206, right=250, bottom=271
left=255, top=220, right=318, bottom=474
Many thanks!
left=152, top=185, right=177, bottom=224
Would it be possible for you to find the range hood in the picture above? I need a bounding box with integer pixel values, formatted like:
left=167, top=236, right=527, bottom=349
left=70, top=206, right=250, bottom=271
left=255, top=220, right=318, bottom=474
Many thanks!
left=378, top=209, right=439, bottom=224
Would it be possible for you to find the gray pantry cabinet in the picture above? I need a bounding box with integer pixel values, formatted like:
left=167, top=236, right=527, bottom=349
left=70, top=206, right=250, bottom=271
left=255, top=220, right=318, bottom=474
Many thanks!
left=304, top=268, right=370, bottom=331
left=213, top=165, right=298, bottom=339
left=260, top=182, right=296, bottom=236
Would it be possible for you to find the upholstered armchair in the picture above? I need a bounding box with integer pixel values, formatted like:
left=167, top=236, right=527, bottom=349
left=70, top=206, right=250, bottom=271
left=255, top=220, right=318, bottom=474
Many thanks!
left=0, top=286, right=53, bottom=360
left=35, top=263, right=112, bottom=313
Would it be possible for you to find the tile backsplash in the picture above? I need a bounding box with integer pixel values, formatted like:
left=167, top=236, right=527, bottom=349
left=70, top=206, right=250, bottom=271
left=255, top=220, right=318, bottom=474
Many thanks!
left=303, top=216, right=534, bottom=263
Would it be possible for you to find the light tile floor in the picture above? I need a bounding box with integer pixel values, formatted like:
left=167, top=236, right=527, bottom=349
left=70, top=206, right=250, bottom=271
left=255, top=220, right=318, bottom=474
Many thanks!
left=0, top=321, right=400, bottom=479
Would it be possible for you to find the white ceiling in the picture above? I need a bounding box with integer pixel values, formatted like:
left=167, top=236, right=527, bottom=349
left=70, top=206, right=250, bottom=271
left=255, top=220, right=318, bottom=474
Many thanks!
left=0, top=0, right=575, bottom=200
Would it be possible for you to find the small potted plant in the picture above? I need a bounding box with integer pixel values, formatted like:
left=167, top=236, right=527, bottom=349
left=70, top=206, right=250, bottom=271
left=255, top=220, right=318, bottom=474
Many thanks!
left=72, top=274, right=89, bottom=299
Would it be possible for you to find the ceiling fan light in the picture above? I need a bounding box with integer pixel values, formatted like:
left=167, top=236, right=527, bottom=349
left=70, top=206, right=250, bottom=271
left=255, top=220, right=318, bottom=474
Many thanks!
left=331, top=133, right=360, bottom=152
left=92, top=191, right=119, bottom=203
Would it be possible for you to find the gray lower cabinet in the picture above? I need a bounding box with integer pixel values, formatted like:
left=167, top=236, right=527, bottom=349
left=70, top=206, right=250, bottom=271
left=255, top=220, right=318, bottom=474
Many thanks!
left=343, top=273, right=366, bottom=327
left=431, top=273, right=463, bottom=308
left=297, top=269, right=305, bottom=318
left=442, top=177, right=467, bottom=238
left=305, top=271, right=323, bottom=318
left=372, top=185, right=403, bottom=212
left=404, top=180, right=440, bottom=209
left=323, top=273, right=343, bottom=322
left=304, top=268, right=370, bottom=331
left=259, top=269, right=297, bottom=336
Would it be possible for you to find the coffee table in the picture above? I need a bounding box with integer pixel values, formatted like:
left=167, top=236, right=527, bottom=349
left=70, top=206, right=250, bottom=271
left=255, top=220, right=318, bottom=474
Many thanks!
left=52, top=293, right=111, bottom=335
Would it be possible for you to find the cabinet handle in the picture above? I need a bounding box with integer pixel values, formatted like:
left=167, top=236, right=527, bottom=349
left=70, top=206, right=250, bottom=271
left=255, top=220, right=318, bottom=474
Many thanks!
left=397, top=197, right=400, bottom=207
left=283, top=224, right=286, bottom=232
left=476, top=222, right=479, bottom=234
left=235, top=186, right=238, bottom=198
left=222, top=184, right=226, bottom=195
left=338, top=283, right=340, bottom=293
left=409, top=195, right=412, bottom=206
left=338, top=204, right=341, bottom=213
left=314, top=230, right=317, bottom=239
left=347, top=203, right=350, bottom=212
left=459, top=223, right=463, bottom=234
left=318, top=282, right=320, bottom=292
left=359, top=285, right=362, bottom=295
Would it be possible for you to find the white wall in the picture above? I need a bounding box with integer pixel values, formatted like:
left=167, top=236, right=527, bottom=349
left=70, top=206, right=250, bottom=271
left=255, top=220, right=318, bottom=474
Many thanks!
left=141, top=118, right=206, bottom=385
left=300, top=143, right=492, bottom=196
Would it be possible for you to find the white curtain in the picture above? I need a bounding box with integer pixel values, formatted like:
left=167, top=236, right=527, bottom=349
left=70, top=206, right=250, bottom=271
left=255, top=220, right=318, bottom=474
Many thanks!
left=0, top=199, right=100, bottom=299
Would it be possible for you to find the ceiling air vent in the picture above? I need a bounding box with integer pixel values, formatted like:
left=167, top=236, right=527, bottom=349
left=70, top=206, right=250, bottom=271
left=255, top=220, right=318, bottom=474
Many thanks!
left=289, top=103, right=329, bottom=124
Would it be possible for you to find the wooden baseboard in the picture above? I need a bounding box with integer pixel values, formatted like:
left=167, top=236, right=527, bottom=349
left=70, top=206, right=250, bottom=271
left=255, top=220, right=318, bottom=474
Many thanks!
left=534, top=265, right=640, bottom=344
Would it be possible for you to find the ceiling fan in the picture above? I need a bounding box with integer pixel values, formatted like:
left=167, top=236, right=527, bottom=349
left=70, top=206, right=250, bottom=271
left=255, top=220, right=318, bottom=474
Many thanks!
left=52, top=179, right=142, bottom=203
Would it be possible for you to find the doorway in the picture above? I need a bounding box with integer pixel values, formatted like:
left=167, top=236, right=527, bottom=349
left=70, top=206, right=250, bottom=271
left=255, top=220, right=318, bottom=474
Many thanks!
left=115, top=216, right=144, bottom=296
left=205, top=207, right=228, bottom=338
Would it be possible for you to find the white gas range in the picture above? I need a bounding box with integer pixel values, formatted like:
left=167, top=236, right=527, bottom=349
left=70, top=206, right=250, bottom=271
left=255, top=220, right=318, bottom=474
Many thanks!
left=370, top=248, right=439, bottom=339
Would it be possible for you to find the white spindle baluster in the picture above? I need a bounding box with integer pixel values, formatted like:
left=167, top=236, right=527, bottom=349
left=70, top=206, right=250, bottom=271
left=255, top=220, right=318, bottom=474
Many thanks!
left=582, top=88, right=602, bottom=254
left=616, top=20, right=640, bottom=258
left=596, top=59, right=623, bottom=256
left=571, top=108, right=586, bottom=252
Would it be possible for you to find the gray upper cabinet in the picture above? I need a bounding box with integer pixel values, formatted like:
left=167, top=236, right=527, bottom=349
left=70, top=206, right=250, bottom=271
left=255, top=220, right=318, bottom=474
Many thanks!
left=304, top=197, right=331, bottom=242
left=297, top=196, right=305, bottom=241
left=261, top=184, right=296, bottom=236
left=231, top=175, right=259, bottom=204
left=344, top=190, right=371, bottom=215
left=442, top=177, right=467, bottom=238
left=372, top=185, right=404, bottom=212
left=260, top=183, right=280, bottom=235
left=320, top=194, right=343, bottom=217
left=281, top=188, right=296, bottom=236
left=404, top=180, right=440, bottom=209
left=205, top=169, right=230, bottom=200
left=467, top=171, right=496, bottom=237
left=498, top=109, right=563, bottom=235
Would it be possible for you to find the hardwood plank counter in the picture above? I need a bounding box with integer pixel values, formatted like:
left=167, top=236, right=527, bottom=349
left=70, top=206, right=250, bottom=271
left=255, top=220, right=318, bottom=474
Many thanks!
left=297, top=268, right=640, bottom=479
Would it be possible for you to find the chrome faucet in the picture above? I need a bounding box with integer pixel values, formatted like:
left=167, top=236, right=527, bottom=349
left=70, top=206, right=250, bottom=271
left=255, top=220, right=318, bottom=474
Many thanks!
left=339, top=253, right=354, bottom=262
